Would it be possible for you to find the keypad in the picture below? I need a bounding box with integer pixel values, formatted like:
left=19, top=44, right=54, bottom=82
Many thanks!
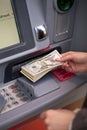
left=0, top=83, right=30, bottom=114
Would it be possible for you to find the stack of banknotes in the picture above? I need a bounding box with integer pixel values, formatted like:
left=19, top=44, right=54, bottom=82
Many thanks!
left=20, top=50, right=63, bottom=82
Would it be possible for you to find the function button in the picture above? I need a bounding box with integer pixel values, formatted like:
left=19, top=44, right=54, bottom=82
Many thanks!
left=5, top=93, right=10, bottom=96
left=12, top=89, right=19, bottom=93
left=2, top=89, right=6, bottom=92
left=9, top=85, right=16, bottom=89
left=20, top=96, right=29, bottom=102
left=16, top=92, right=25, bottom=97
left=12, top=101, right=19, bottom=105
left=9, top=97, right=15, bottom=101
left=7, top=104, right=12, bottom=108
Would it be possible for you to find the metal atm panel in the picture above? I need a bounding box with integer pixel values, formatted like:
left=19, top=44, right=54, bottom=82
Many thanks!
left=0, top=0, right=87, bottom=129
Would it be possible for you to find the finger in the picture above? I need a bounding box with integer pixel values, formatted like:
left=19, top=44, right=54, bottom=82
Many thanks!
left=61, top=55, right=73, bottom=62
left=61, top=62, right=69, bottom=69
left=44, top=118, right=50, bottom=125
left=56, top=53, right=74, bottom=62
left=61, top=51, right=73, bottom=57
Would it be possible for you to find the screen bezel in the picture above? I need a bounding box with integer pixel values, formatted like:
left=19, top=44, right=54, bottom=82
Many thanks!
left=0, top=0, right=35, bottom=59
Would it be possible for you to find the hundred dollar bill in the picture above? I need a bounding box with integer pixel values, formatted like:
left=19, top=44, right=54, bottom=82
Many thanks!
left=20, top=50, right=63, bottom=82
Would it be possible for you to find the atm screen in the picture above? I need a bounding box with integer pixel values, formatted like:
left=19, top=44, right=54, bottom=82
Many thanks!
left=0, top=0, right=35, bottom=59
left=0, top=0, right=20, bottom=49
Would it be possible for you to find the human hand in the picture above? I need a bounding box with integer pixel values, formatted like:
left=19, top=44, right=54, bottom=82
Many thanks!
left=40, top=109, right=75, bottom=130
left=57, top=51, right=87, bottom=73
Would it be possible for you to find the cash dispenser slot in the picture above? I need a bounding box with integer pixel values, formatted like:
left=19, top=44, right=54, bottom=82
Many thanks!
left=4, top=47, right=62, bottom=83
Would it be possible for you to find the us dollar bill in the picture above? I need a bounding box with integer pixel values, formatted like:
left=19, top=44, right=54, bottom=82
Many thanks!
left=20, top=50, right=63, bottom=82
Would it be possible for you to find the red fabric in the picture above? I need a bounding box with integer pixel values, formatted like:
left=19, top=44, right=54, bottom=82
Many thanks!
left=9, top=117, right=46, bottom=130
left=18, top=119, right=46, bottom=130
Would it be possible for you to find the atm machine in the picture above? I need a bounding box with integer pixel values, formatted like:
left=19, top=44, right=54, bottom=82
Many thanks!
left=0, top=0, right=87, bottom=129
